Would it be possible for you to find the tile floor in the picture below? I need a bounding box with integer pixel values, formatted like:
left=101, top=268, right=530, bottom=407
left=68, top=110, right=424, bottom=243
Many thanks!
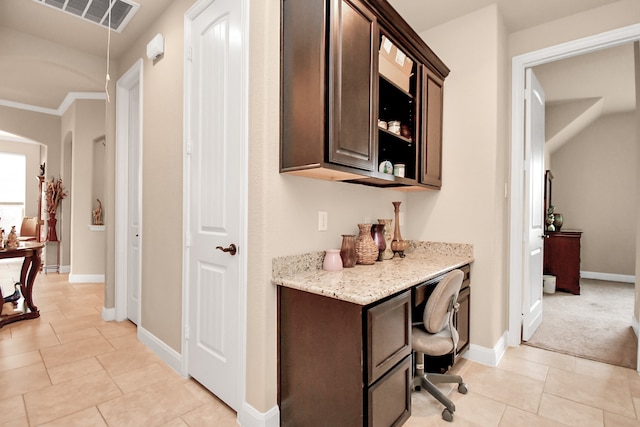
left=1, top=259, right=639, bottom=426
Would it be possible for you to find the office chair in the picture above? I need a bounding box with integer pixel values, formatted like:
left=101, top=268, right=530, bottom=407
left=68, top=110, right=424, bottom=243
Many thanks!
left=412, top=269, right=467, bottom=422
left=18, top=217, right=38, bottom=242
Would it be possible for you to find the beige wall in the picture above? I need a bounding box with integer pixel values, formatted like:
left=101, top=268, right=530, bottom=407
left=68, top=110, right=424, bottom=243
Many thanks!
left=551, top=113, right=637, bottom=275
left=61, top=99, right=106, bottom=276
left=0, top=107, right=61, bottom=180
left=508, top=0, right=640, bottom=57
left=114, top=0, right=191, bottom=351
left=409, top=5, right=509, bottom=350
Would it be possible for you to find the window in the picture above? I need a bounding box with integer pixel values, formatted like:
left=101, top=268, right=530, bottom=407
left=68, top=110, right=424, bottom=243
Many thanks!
left=0, top=153, right=26, bottom=234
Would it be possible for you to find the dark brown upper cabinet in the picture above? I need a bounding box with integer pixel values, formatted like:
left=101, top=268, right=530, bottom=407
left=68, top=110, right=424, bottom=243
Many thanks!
left=280, top=0, right=449, bottom=190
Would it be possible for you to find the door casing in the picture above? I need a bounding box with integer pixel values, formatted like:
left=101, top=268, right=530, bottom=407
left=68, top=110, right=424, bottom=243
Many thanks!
left=508, top=23, right=640, bottom=348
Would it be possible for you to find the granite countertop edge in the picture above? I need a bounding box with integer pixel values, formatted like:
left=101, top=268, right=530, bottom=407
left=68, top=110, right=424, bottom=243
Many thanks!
left=272, top=241, right=474, bottom=306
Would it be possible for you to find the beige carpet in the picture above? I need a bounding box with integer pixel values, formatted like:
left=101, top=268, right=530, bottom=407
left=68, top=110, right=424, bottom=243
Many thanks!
left=525, top=278, right=638, bottom=369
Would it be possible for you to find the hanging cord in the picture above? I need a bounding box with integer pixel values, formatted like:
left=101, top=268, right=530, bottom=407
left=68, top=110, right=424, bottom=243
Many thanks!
left=105, top=1, right=113, bottom=103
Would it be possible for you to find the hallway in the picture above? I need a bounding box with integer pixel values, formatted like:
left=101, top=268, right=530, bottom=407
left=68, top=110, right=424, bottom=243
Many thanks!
left=0, top=260, right=236, bottom=426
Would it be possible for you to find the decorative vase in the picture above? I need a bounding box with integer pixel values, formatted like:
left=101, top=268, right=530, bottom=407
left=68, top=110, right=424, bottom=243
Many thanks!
left=391, top=202, right=408, bottom=258
left=370, top=223, right=386, bottom=261
left=322, top=249, right=343, bottom=271
left=553, top=213, right=563, bottom=230
left=355, top=224, right=378, bottom=265
left=340, top=234, right=357, bottom=268
left=47, top=213, right=58, bottom=242
left=378, top=219, right=394, bottom=260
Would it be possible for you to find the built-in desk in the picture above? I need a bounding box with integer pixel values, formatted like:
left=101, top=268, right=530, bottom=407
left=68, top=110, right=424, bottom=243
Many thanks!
left=0, top=242, right=43, bottom=327
left=273, top=242, right=473, bottom=426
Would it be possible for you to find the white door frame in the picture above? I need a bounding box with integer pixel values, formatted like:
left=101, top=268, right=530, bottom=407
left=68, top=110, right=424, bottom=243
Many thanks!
left=181, top=0, right=249, bottom=412
left=508, top=23, right=640, bottom=347
left=114, top=59, right=143, bottom=322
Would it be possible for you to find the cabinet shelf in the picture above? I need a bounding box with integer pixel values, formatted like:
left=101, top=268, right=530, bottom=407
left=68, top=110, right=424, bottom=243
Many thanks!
left=379, top=74, right=413, bottom=98
left=378, top=127, right=413, bottom=144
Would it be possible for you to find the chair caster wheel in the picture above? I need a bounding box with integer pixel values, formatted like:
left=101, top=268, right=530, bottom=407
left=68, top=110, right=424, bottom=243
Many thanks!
left=458, top=383, right=468, bottom=394
left=442, top=408, right=454, bottom=422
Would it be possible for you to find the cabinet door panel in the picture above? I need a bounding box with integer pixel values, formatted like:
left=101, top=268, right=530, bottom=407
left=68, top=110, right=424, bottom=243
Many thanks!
left=368, top=355, right=411, bottom=427
left=421, top=67, right=444, bottom=188
left=367, top=290, right=411, bottom=385
left=329, top=0, right=377, bottom=171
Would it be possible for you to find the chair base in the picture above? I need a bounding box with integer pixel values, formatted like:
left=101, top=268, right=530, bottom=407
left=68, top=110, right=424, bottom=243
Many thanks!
left=413, top=353, right=467, bottom=422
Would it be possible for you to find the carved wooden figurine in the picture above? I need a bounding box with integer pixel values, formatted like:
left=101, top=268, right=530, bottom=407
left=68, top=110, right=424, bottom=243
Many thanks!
left=92, top=199, right=103, bottom=225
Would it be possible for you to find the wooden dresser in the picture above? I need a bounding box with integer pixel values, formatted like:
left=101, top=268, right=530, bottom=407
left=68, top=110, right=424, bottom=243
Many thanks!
left=543, top=231, right=582, bottom=295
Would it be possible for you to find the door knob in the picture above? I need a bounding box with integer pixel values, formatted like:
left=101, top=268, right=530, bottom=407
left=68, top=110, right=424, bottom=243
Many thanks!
left=216, top=243, right=237, bottom=256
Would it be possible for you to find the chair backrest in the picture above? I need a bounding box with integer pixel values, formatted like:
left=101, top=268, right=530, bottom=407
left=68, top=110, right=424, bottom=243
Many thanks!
left=19, top=216, right=38, bottom=237
left=423, top=269, right=464, bottom=334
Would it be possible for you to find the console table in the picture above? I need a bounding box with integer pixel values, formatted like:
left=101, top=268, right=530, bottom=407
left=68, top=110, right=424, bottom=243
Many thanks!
left=0, top=242, right=43, bottom=327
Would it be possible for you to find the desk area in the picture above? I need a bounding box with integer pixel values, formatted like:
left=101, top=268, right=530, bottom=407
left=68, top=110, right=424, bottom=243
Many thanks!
left=273, top=241, right=473, bottom=426
left=0, top=242, right=43, bottom=327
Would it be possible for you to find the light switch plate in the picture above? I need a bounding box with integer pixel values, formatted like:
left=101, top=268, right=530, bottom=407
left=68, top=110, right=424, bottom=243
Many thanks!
left=318, top=211, right=328, bottom=231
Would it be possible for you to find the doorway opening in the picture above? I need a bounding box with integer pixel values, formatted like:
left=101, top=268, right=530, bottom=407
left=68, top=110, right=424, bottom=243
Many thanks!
left=508, top=24, right=640, bottom=357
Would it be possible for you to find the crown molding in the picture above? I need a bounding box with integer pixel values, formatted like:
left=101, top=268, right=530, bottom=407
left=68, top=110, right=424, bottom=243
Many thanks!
left=0, top=92, right=106, bottom=117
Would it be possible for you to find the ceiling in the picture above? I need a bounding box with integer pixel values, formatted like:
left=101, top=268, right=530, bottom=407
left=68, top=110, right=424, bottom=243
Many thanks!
left=387, top=0, right=621, bottom=34
left=0, top=0, right=174, bottom=60
left=0, top=0, right=635, bottom=128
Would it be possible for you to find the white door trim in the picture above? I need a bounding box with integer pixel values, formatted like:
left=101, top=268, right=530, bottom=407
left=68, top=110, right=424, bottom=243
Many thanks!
left=182, top=0, right=249, bottom=413
left=115, top=59, right=143, bottom=322
left=508, top=23, right=640, bottom=347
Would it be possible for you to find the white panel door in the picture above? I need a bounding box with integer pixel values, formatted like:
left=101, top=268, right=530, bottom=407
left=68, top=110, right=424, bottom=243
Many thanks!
left=187, top=0, right=242, bottom=411
left=522, top=68, right=546, bottom=341
left=127, top=81, right=141, bottom=325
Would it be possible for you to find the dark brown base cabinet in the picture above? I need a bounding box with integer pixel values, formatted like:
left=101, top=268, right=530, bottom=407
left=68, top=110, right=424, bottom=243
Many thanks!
left=278, top=288, right=412, bottom=426
left=278, top=265, right=471, bottom=425
left=543, top=231, right=582, bottom=295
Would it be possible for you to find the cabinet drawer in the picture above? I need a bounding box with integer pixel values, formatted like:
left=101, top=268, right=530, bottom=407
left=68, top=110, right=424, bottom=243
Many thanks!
left=367, top=354, right=412, bottom=427
left=367, top=290, right=411, bottom=385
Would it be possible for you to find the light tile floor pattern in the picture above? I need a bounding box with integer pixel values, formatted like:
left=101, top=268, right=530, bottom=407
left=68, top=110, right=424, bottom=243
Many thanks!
left=1, top=259, right=640, bottom=426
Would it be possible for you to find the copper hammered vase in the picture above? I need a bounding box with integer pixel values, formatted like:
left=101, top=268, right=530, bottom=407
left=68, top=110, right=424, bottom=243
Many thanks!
left=340, top=234, right=357, bottom=268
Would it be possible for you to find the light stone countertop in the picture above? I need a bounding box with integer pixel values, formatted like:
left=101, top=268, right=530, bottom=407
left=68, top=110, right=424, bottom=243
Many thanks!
left=272, top=241, right=473, bottom=305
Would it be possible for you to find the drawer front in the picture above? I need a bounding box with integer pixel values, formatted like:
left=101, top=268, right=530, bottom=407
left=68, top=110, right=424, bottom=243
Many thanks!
left=367, top=354, right=412, bottom=427
left=367, top=290, right=411, bottom=385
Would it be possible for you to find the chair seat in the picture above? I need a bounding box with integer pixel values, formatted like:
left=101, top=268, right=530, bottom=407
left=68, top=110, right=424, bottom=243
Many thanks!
left=412, top=325, right=454, bottom=357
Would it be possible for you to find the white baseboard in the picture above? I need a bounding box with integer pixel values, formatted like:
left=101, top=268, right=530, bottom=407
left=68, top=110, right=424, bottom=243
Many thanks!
left=137, top=326, right=184, bottom=375
left=581, top=271, right=635, bottom=283
left=68, top=274, right=104, bottom=283
left=102, top=307, right=116, bottom=321
left=463, top=331, right=508, bottom=367
left=238, top=402, right=280, bottom=427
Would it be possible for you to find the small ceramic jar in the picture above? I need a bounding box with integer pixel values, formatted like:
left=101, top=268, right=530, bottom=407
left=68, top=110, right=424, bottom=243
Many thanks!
left=323, top=249, right=343, bottom=271
left=388, top=121, right=401, bottom=135
left=393, top=163, right=405, bottom=177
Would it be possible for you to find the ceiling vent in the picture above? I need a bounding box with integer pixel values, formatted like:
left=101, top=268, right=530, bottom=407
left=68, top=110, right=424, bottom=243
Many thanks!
left=33, top=0, right=140, bottom=33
